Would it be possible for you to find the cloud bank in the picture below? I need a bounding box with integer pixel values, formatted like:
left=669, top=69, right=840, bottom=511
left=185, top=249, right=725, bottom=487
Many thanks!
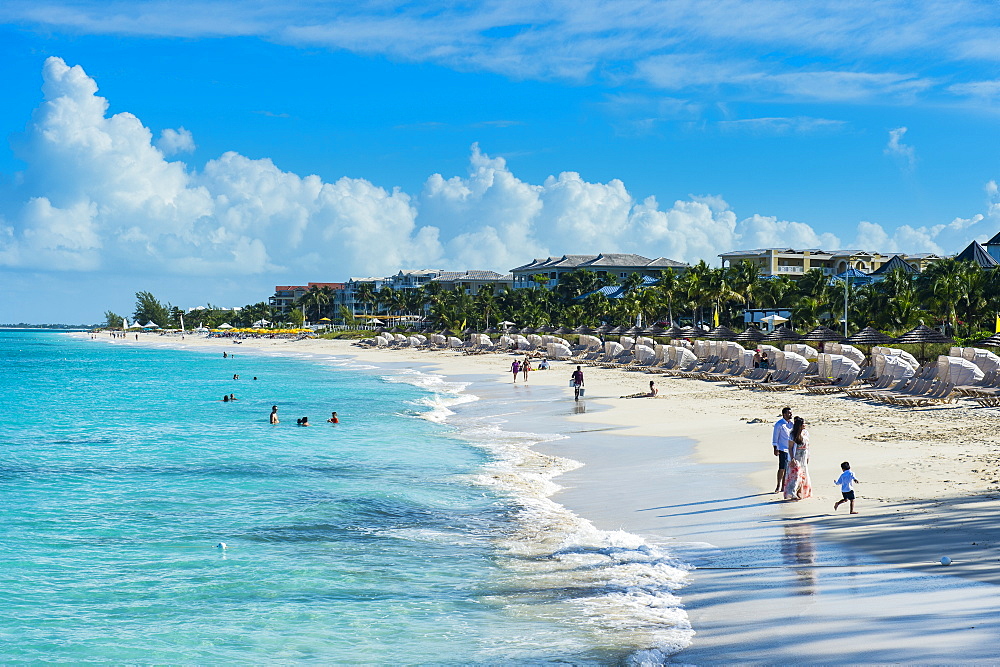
left=0, top=58, right=997, bottom=282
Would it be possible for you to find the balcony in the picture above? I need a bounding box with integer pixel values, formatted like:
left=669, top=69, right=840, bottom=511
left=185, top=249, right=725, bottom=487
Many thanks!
left=775, top=265, right=805, bottom=274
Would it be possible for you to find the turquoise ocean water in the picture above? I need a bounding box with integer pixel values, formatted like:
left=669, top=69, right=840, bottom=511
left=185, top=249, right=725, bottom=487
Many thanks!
left=0, top=331, right=690, bottom=663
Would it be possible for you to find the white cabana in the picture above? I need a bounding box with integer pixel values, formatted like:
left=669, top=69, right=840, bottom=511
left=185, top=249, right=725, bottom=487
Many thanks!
left=143, top=321, right=160, bottom=329
left=877, top=355, right=916, bottom=380
left=825, top=343, right=866, bottom=366
left=739, top=349, right=756, bottom=369
left=215, top=323, right=232, bottom=329
left=784, top=343, right=819, bottom=360
left=636, top=336, right=655, bottom=348
left=693, top=340, right=709, bottom=359
left=407, top=336, right=422, bottom=347
left=578, top=334, right=602, bottom=350
left=620, top=336, right=635, bottom=351
left=251, top=319, right=271, bottom=328
left=818, top=353, right=860, bottom=379
left=515, top=335, right=532, bottom=350
left=937, top=355, right=984, bottom=385
left=872, top=346, right=919, bottom=369
left=413, top=334, right=427, bottom=343
left=499, top=335, right=513, bottom=348
left=546, top=342, right=573, bottom=359
left=720, top=341, right=745, bottom=360
left=634, top=344, right=656, bottom=364
left=393, top=333, right=407, bottom=342
left=448, top=337, right=464, bottom=348
left=375, top=335, right=390, bottom=347
left=527, top=334, right=543, bottom=349
left=431, top=334, right=447, bottom=345
left=957, top=347, right=1000, bottom=373
left=673, top=346, right=697, bottom=366
left=779, top=350, right=809, bottom=373
left=604, top=341, right=625, bottom=358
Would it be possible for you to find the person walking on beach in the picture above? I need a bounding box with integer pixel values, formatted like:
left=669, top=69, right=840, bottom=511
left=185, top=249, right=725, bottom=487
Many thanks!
left=571, top=366, right=585, bottom=401
left=772, top=406, right=793, bottom=493
left=522, top=358, right=531, bottom=382
left=269, top=405, right=279, bottom=424
left=783, top=416, right=812, bottom=500
left=834, top=462, right=860, bottom=514
left=511, top=359, right=521, bottom=383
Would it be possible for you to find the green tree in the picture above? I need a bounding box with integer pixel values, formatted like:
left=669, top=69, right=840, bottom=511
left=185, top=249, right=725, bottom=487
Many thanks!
left=104, top=311, right=124, bottom=329
left=133, top=291, right=170, bottom=327
left=288, top=308, right=305, bottom=327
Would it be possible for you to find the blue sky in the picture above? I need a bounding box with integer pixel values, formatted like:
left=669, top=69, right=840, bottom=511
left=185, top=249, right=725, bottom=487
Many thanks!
left=1, top=1, right=998, bottom=322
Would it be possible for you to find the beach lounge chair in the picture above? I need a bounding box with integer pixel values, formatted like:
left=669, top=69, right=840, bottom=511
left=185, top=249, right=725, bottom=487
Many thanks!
left=805, top=368, right=860, bottom=394
left=727, top=367, right=768, bottom=385
left=757, top=371, right=807, bottom=391
left=892, top=382, right=956, bottom=407
left=848, top=377, right=913, bottom=402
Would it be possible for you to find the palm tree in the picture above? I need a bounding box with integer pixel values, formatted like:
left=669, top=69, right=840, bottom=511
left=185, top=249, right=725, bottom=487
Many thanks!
left=703, top=268, right=744, bottom=327
left=656, top=269, right=681, bottom=326
left=554, top=269, right=601, bottom=302
left=354, top=282, right=377, bottom=318
left=729, top=260, right=762, bottom=311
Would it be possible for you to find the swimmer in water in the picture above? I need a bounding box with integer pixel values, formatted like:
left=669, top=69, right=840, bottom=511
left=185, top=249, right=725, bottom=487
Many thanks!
left=223, top=395, right=230, bottom=402
left=299, top=416, right=310, bottom=426
left=269, top=405, right=279, bottom=424
left=327, top=411, right=339, bottom=423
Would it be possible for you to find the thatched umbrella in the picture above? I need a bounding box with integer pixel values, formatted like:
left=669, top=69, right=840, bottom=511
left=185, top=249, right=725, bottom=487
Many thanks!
left=625, top=325, right=645, bottom=336
left=704, top=325, right=737, bottom=341
left=574, top=325, right=597, bottom=335
left=974, top=333, right=1000, bottom=347
left=553, top=325, right=574, bottom=335
left=845, top=326, right=894, bottom=346
left=767, top=325, right=801, bottom=341
left=538, top=324, right=556, bottom=333
left=484, top=327, right=500, bottom=334
left=892, top=323, right=954, bottom=361
left=661, top=325, right=684, bottom=339
left=678, top=325, right=699, bottom=338
left=643, top=325, right=666, bottom=337
left=800, top=325, right=845, bottom=343
left=519, top=326, right=537, bottom=335
left=735, top=326, right=766, bottom=342
left=595, top=324, right=613, bottom=335
left=607, top=326, right=626, bottom=336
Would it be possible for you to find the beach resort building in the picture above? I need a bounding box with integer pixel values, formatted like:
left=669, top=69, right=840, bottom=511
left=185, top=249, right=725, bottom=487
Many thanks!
left=430, top=270, right=514, bottom=294
left=718, top=248, right=943, bottom=277
left=269, top=283, right=346, bottom=315
left=510, top=253, right=688, bottom=289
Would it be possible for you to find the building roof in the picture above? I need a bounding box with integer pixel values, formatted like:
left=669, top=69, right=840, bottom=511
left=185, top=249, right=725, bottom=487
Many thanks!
left=432, top=270, right=512, bottom=282
left=510, top=253, right=686, bottom=272
left=274, top=285, right=307, bottom=292
left=986, top=231, right=1000, bottom=247
left=578, top=275, right=658, bottom=299
left=307, top=282, right=346, bottom=289
left=954, top=240, right=999, bottom=267
left=870, top=255, right=918, bottom=275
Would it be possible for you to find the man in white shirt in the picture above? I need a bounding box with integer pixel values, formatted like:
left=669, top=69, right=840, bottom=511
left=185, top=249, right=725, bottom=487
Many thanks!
left=772, top=406, right=793, bottom=492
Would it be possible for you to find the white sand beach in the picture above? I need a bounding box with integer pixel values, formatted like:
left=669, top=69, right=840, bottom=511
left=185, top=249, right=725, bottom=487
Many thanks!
left=90, top=333, right=1000, bottom=663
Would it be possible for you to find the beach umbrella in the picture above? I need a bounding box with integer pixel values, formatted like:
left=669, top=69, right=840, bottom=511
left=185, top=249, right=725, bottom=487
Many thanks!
left=644, top=325, right=666, bottom=335
left=678, top=325, right=698, bottom=337
left=216, top=323, right=233, bottom=329
left=704, top=325, right=737, bottom=340
left=594, top=324, right=613, bottom=335
left=625, top=325, right=644, bottom=336
left=734, top=326, right=766, bottom=342
left=553, top=325, right=574, bottom=335
left=519, top=326, right=537, bottom=335
left=661, top=325, right=684, bottom=338
left=892, top=323, right=954, bottom=361
left=573, top=325, right=596, bottom=335
left=485, top=327, right=500, bottom=334
left=800, top=325, right=844, bottom=343
left=538, top=325, right=556, bottom=333
left=845, top=326, right=894, bottom=346
left=606, top=326, right=626, bottom=335
left=767, top=325, right=801, bottom=341
left=974, top=333, right=1000, bottom=347
left=142, top=321, right=160, bottom=329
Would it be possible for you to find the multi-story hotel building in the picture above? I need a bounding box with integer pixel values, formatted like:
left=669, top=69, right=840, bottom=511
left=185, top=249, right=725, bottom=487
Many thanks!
left=718, top=248, right=943, bottom=277
left=510, top=253, right=687, bottom=289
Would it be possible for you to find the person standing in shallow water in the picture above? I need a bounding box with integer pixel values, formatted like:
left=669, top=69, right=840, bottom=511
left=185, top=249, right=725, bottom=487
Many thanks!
left=269, top=405, right=279, bottom=424
left=571, top=366, right=585, bottom=401
left=511, top=359, right=520, bottom=383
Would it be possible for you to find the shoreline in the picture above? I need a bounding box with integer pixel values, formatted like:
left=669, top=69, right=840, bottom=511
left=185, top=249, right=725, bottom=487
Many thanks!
left=76, top=332, right=1000, bottom=662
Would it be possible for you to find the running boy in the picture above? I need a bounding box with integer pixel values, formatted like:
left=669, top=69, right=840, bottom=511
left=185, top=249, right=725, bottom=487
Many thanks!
left=834, top=461, right=860, bottom=514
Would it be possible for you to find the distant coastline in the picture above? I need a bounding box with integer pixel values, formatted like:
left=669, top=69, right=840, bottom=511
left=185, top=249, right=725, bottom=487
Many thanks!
left=0, top=324, right=98, bottom=330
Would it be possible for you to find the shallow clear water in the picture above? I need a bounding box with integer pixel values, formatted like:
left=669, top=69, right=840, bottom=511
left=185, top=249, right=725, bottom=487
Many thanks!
left=0, top=332, right=690, bottom=663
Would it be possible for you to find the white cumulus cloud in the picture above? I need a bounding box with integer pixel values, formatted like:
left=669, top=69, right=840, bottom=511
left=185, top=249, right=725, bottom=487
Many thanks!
left=884, top=126, right=916, bottom=170
left=156, top=127, right=196, bottom=155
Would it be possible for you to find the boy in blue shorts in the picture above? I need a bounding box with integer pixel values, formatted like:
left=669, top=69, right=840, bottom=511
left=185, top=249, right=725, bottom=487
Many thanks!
left=834, top=461, right=860, bottom=514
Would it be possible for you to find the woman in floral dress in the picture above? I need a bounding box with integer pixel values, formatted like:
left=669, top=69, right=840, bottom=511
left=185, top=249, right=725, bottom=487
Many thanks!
left=784, top=416, right=812, bottom=500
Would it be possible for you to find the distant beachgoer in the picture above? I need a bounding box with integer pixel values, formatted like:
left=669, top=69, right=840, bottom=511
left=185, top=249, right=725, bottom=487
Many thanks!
left=233, top=374, right=239, bottom=380
left=223, top=352, right=227, bottom=358
left=299, top=416, right=310, bottom=426
left=538, top=359, right=549, bottom=370
left=229, top=394, right=236, bottom=401
left=834, top=462, right=860, bottom=514
left=772, top=407, right=793, bottom=493
left=253, top=377, right=258, bottom=381
left=223, top=394, right=230, bottom=402
left=783, top=416, right=812, bottom=500
left=522, top=358, right=531, bottom=381
left=270, top=405, right=279, bottom=424
left=511, top=359, right=521, bottom=382
left=753, top=349, right=763, bottom=368
left=760, top=351, right=769, bottom=369
left=328, top=411, right=339, bottom=423
left=571, top=366, right=584, bottom=401
left=649, top=380, right=658, bottom=397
